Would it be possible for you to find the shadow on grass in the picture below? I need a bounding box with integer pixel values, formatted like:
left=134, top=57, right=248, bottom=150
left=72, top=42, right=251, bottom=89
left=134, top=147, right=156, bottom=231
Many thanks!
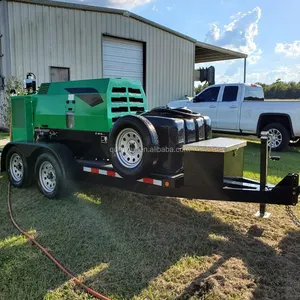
left=1, top=177, right=300, bottom=299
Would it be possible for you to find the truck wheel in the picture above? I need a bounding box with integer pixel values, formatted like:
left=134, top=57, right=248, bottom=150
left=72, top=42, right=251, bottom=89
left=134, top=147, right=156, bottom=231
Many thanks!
left=6, top=147, right=33, bottom=188
left=109, top=115, right=159, bottom=179
left=263, top=123, right=290, bottom=152
left=35, top=152, right=65, bottom=199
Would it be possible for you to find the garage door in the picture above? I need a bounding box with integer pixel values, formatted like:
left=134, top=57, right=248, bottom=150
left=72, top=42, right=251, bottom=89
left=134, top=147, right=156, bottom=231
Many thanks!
left=102, top=36, right=144, bottom=85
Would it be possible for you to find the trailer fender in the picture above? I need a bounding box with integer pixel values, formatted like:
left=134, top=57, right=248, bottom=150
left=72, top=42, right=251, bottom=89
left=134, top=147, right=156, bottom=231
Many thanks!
left=1, top=142, right=77, bottom=180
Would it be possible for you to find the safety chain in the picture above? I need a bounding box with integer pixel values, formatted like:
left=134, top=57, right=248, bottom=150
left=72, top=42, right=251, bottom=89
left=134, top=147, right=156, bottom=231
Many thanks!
left=285, top=206, right=300, bottom=227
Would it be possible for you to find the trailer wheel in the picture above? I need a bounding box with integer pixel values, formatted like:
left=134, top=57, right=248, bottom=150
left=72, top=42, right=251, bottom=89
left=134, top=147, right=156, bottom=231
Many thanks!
left=6, top=147, right=33, bottom=188
left=109, top=115, right=159, bottom=179
left=35, top=152, right=65, bottom=199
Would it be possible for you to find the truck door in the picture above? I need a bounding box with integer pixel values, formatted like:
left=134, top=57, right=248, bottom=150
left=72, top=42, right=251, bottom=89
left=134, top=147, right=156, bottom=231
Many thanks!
left=191, top=86, right=220, bottom=129
left=217, top=85, right=240, bottom=130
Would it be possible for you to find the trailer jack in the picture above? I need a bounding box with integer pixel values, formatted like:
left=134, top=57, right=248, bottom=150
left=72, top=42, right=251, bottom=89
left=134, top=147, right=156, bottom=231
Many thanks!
left=257, top=132, right=271, bottom=218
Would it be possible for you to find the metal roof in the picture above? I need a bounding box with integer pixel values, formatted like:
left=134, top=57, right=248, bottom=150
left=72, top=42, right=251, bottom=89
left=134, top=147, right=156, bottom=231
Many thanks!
left=8, top=0, right=196, bottom=42
left=195, top=41, right=247, bottom=63
left=8, top=0, right=248, bottom=63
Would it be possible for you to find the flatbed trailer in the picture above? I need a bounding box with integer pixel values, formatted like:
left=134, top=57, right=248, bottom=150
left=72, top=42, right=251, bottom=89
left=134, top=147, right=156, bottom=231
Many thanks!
left=2, top=133, right=299, bottom=211
left=2, top=76, right=298, bottom=212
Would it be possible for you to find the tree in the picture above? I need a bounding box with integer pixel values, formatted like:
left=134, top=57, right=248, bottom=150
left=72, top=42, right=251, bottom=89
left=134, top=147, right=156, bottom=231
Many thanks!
left=1, top=76, right=25, bottom=129
left=262, top=80, right=300, bottom=99
left=194, top=82, right=209, bottom=95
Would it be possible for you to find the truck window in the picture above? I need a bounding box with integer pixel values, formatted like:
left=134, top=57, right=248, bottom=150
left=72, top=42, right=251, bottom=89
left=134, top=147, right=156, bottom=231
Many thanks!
left=222, top=86, right=238, bottom=102
left=194, top=87, right=220, bottom=103
left=244, top=85, right=264, bottom=101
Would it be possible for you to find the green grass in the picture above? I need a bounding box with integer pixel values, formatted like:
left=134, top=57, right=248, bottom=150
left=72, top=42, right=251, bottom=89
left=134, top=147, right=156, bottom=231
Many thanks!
left=0, top=131, right=9, bottom=140
left=214, top=133, right=300, bottom=184
left=1, top=138, right=300, bottom=299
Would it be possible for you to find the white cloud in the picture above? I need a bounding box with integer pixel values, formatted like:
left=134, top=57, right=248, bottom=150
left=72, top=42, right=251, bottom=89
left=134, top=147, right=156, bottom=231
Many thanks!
left=275, top=41, right=300, bottom=57
left=252, top=65, right=300, bottom=83
left=248, top=55, right=261, bottom=64
left=108, top=0, right=153, bottom=9
left=166, top=5, right=175, bottom=11
left=205, top=6, right=262, bottom=57
left=66, top=0, right=154, bottom=9
left=152, top=5, right=158, bottom=11
left=216, top=64, right=300, bottom=84
left=202, top=6, right=262, bottom=82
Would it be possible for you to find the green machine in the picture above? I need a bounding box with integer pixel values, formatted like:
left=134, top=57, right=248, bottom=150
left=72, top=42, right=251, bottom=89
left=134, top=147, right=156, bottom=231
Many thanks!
left=11, top=77, right=147, bottom=142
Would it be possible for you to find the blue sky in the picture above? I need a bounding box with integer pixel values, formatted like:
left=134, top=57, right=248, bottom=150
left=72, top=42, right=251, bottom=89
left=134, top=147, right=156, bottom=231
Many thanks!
left=62, top=0, right=300, bottom=84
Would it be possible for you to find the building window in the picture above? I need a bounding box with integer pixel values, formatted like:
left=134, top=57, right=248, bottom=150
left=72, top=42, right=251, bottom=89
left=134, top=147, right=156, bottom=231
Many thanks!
left=50, top=66, right=70, bottom=82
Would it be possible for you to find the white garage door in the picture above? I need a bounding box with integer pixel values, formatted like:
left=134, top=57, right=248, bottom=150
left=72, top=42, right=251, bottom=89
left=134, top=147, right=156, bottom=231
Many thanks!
left=102, top=36, right=144, bottom=85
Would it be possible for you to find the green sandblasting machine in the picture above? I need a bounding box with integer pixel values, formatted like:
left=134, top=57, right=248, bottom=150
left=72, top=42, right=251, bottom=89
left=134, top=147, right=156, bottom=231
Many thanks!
left=9, top=76, right=211, bottom=181
left=11, top=78, right=147, bottom=143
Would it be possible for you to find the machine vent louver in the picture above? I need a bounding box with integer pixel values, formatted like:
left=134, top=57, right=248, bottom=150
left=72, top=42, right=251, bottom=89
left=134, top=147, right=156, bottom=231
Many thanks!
left=128, top=88, right=141, bottom=94
left=129, top=97, right=143, bottom=103
left=38, top=83, right=50, bottom=95
left=112, top=87, right=126, bottom=93
left=111, top=97, right=127, bottom=103
left=130, top=107, right=144, bottom=112
left=112, top=107, right=128, bottom=113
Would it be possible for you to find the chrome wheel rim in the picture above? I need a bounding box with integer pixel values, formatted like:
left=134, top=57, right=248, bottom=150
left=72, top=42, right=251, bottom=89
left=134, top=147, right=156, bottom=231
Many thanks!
left=267, top=128, right=282, bottom=148
left=10, top=153, right=24, bottom=183
left=115, top=128, right=143, bottom=168
left=39, top=161, right=56, bottom=193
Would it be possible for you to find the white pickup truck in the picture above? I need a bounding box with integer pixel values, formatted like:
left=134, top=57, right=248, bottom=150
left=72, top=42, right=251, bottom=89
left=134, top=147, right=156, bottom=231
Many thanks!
left=168, top=83, right=300, bottom=151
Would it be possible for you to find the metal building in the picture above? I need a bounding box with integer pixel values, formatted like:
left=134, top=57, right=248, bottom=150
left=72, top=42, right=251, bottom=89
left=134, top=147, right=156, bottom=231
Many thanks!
left=0, top=0, right=247, bottom=129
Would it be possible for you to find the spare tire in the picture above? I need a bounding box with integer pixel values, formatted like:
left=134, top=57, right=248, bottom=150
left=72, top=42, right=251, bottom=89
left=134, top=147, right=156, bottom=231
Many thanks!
left=109, top=115, right=159, bottom=180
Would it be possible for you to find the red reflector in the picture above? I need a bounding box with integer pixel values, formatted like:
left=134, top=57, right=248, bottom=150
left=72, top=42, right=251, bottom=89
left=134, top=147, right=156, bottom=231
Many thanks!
left=107, top=171, right=116, bottom=177
left=143, top=178, right=154, bottom=184
left=91, top=168, right=99, bottom=174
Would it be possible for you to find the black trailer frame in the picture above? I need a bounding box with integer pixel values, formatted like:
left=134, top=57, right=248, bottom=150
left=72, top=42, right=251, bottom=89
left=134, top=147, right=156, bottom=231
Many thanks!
left=1, top=133, right=299, bottom=208
left=77, top=134, right=299, bottom=207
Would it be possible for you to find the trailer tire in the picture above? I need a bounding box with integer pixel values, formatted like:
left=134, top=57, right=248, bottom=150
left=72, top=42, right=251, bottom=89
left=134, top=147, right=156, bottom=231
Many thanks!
left=35, top=152, right=66, bottom=199
left=109, top=115, right=159, bottom=180
left=263, top=123, right=290, bottom=152
left=6, top=147, right=33, bottom=188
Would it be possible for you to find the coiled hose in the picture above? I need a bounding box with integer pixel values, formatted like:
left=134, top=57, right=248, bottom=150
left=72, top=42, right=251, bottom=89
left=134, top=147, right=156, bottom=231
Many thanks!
left=7, top=182, right=110, bottom=300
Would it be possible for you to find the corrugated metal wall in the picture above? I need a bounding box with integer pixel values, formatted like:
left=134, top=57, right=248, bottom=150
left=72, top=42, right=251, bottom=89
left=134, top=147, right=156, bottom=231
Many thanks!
left=0, top=0, right=5, bottom=128
left=7, top=1, right=194, bottom=108
left=0, top=0, right=11, bottom=128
